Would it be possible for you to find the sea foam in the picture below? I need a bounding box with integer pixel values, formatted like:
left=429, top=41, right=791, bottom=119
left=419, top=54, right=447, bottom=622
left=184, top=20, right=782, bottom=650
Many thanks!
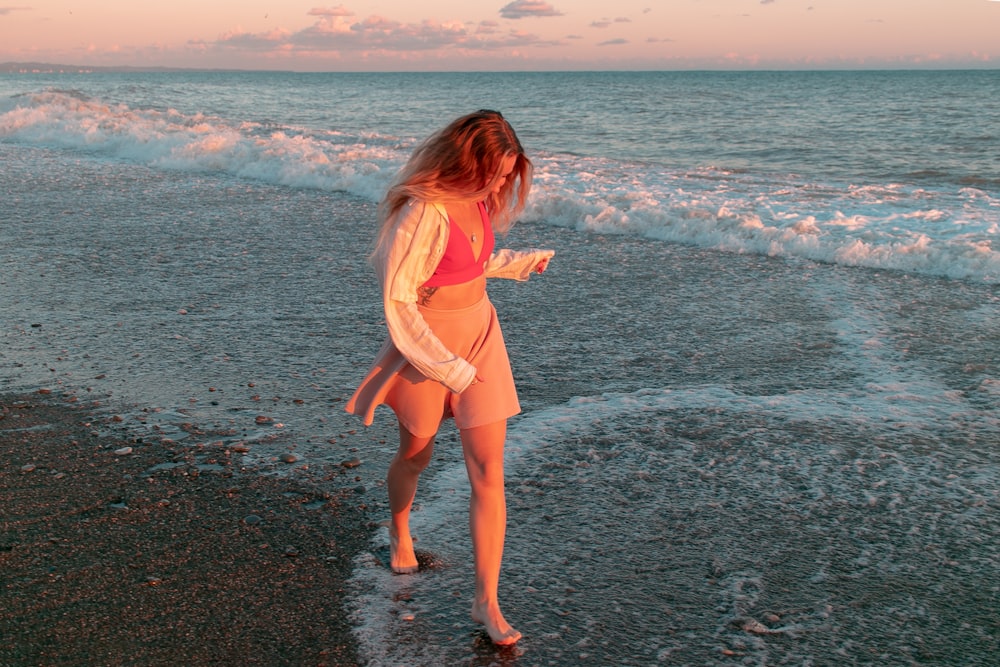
left=3, top=89, right=997, bottom=283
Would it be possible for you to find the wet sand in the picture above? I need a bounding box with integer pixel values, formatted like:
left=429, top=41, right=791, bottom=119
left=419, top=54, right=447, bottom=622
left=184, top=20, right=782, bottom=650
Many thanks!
left=1, top=391, right=374, bottom=666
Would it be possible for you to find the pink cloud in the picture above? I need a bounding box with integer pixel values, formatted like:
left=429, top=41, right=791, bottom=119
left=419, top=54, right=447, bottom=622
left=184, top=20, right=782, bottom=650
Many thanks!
left=477, top=20, right=501, bottom=35
left=499, top=1, right=564, bottom=20
left=308, top=6, right=355, bottom=18
left=591, top=17, right=631, bottom=29
left=213, top=9, right=561, bottom=54
left=215, top=28, right=294, bottom=51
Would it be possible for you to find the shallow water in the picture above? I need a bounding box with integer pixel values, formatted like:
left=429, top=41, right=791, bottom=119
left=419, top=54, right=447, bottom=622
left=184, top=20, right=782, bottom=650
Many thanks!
left=3, top=75, right=999, bottom=665
left=347, top=218, right=1000, bottom=666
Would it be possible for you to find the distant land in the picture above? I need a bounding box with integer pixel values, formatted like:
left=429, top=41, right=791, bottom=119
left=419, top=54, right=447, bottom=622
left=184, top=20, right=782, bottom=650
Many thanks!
left=1, top=62, right=251, bottom=74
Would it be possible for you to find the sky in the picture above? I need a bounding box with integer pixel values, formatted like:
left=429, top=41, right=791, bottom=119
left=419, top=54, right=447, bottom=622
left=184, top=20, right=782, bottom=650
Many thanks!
left=1, top=1, right=998, bottom=71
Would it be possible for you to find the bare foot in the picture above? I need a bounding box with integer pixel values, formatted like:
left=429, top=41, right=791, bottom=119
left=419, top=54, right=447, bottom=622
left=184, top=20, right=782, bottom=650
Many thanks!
left=389, top=526, right=418, bottom=574
left=471, top=600, right=521, bottom=645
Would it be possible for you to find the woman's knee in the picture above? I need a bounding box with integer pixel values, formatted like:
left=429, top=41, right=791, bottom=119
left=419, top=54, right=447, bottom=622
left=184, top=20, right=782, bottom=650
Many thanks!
left=396, top=424, right=436, bottom=471
left=460, top=421, right=507, bottom=487
left=467, top=463, right=505, bottom=494
left=398, top=448, right=433, bottom=474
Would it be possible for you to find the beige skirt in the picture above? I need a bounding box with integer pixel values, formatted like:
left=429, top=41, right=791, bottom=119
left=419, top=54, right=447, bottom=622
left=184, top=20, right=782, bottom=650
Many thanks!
left=345, top=295, right=520, bottom=438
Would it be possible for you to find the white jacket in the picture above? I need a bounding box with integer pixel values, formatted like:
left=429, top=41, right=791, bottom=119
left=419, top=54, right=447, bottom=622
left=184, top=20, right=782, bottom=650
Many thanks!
left=372, top=199, right=554, bottom=393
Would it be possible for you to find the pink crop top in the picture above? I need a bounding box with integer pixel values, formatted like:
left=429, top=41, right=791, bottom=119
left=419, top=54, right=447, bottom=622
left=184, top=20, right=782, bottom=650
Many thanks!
left=422, top=202, right=495, bottom=288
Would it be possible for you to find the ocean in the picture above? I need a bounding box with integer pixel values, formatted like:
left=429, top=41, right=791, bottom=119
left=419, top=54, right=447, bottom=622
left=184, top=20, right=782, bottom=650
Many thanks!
left=1, top=70, right=998, bottom=665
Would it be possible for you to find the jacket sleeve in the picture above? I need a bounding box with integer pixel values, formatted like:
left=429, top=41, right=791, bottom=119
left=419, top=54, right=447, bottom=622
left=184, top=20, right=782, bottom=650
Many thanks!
left=484, top=248, right=555, bottom=281
left=376, top=201, right=477, bottom=394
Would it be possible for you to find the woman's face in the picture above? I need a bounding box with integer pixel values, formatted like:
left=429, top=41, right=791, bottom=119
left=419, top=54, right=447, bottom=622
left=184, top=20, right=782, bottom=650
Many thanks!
left=492, top=154, right=518, bottom=194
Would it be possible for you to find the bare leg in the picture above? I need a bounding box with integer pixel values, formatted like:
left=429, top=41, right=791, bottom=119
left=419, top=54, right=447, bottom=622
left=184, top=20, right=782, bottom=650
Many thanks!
left=386, top=421, right=435, bottom=574
left=461, top=420, right=521, bottom=645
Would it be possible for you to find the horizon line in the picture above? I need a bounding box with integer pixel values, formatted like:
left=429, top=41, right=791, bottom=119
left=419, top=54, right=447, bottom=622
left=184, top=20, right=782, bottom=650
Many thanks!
left=3, top=61, right=1000, bottom=75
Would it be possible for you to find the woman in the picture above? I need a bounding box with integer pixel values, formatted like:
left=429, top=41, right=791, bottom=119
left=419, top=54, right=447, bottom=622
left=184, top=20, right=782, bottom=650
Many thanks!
left=346, top=110, right=553, bottom=645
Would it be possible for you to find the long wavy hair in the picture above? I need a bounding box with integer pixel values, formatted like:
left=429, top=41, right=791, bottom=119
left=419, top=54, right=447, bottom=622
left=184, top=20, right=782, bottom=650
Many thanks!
left=375, top=110, right=532, bottom=254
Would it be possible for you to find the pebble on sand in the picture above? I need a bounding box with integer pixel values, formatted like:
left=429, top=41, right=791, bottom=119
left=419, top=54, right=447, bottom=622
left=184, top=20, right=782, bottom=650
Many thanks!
left=280, top=453, right=299, bottom=464
left=114, top=446, right=134, bottom=456
left=341, top=457, right=362, bottom=469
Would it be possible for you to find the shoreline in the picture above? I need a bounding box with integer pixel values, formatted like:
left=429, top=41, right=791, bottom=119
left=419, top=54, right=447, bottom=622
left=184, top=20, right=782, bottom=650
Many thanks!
left=1, top=390, right=374, bottom=666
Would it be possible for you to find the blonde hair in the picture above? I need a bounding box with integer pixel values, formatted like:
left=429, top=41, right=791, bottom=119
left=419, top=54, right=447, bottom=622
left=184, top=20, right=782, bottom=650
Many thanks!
left=375, top=110, right=532, bottom=253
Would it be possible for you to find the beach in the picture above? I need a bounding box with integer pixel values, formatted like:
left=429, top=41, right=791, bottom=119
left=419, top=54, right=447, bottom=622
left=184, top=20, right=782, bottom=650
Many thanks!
left=1, top=390, right=373, bottom=666
left=2, top=70, right=999, bottom=665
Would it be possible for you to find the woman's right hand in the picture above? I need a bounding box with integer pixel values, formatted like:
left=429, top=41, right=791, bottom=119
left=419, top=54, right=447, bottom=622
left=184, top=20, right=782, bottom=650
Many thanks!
left=535, top=249, right=555, bottom=274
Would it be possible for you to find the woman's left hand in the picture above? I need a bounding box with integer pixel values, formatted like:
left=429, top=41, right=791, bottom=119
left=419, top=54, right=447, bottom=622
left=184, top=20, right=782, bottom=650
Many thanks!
left=536, top=253, right=553, bottom=274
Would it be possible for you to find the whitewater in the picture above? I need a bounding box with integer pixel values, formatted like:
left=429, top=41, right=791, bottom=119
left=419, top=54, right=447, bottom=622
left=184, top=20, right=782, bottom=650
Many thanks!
left=2, top=70, right=998, bottom=284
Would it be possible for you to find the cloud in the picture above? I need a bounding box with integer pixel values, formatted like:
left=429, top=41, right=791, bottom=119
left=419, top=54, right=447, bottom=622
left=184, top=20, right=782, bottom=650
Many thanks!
left=598, top=38, right=629, bottom=46
left=213, top=28, right=294, bottom=52
left=212, top=9, right=561, bottom=55
left=295, top=15, right=468, bottom=52
left=761, top=0, right=776, bottom=4
left=0, top=6, right=30, bottom=15
left=592, top=17, right=630, bottom=28
left=307, top=6, right=355, bottom=17
left=499, top=1, right=564, bottom=20
left=476, top=20, right=501, bottom=34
